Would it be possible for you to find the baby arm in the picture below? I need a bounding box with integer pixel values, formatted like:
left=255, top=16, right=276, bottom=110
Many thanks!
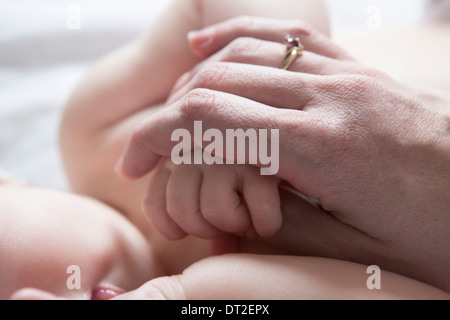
left=12, top=254, right=450, bottom=300
left=145, top=156, right=282, bottom=240
left=114, top=254, right=450, bottom=300
left=60, top=0, right=203, bottom=193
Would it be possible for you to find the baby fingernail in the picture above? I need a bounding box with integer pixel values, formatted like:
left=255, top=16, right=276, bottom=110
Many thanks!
left=114, top=156, right=125, bottom=177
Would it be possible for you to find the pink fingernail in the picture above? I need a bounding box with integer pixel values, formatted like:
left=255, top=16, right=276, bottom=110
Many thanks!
left=114, top=156, right=125, bottom=177
left=187, top=30, right=213, bottom=57
left=187, top=31, right=200, bottom=43
left=188, top=30, right=211, bottom=43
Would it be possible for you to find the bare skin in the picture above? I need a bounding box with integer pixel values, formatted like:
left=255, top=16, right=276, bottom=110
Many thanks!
left=59, top=0, right=331, bottom=277
left=0, top=185, right=162, bottom=300
left=114, top=11, right=450, bottom=293
left=8, top=0, right=438, bottom=300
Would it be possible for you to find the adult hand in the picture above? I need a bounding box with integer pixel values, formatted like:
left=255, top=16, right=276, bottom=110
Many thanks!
left=115, top=17, right=450, bottom=291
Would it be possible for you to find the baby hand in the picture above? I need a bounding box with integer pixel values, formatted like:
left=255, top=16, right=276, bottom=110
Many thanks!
left=143, top=156, right=282, bottom=240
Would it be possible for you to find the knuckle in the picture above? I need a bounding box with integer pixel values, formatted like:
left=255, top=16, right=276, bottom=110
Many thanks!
left=347, top=74, right=378, bottom=92
left=225, top=37, right=250, bottom=56
left=230, top=15, right=256, bottom=32
left=286, top=19, right=314, bottom=35
left=179, top=88, right=217, bottom=119
left=201, top=197, right=249, bottom=232
left=325, top=115, right=369, bottom=163
left=167, top=203, right=190, bottom=222
left=325, top=74, right=377, bottom=97
left=312, top=119, right=337, bottom=153
left=359, top=66, right=389, bottom=80
left=193, top=62, right=229, bottom=87
left=201, top=203, right=231, bottom=226
left=201, top=207, right=225, bottom=223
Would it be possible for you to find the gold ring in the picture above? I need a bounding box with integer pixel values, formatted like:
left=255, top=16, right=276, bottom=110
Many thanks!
left=281, top=35, right=304, bottom=70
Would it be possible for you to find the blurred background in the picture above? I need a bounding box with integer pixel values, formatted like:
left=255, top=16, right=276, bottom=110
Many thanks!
left=0, top=0, right=438, bottom=190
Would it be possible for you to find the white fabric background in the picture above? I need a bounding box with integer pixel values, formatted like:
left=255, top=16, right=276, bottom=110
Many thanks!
left=0, top=0, right=429, bottom=190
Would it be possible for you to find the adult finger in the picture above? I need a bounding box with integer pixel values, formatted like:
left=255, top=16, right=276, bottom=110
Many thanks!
left=188, top=16, right=352, bottom=60
left=166, top=161, right=220, bottom=239
left=142, top=162, right=187, bottom=240
left=170, top=38, right=355, bottom=98
left=115, top=89, right=318, bottom=186
left=169, top=62, right=320, bottom=107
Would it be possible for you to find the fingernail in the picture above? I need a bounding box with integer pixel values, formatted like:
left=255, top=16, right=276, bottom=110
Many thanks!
left=187, top=30, right=213, bottom=57
left=114, top=156, right=125, bottom=177
left=187, top=30, right=199, bottom=43
left=188, top=30, right=211, bottom=43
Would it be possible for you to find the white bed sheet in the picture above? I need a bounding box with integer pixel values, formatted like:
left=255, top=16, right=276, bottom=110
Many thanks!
left=0, top=0, right=428, bottom=190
